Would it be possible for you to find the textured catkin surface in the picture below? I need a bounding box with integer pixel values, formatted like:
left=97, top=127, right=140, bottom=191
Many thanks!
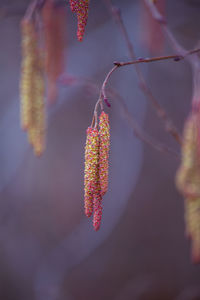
left=84, top=127, right=99, bottom=217
left=176, top=112, right=200, bottom=263
left=99, top=111, right=110, bottom=196
left=20, top=20, right=37, bottom=130
left=20, top=19, right=46, bottom=156
left=70, top=0, right=89, bottom=41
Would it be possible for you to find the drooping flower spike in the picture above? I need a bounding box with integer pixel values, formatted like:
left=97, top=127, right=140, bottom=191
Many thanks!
left=84, top=110, right=110, bottom=231
left=20, top=20, right=37, bottom=131
left=69, top=0, right=89, bottom=41
left=176, top=111, right=200, bottom=263
left=84, top=127, right=100, bottom=217
left=99, top=111, right=110, bottom=196
left=20, top=19, right=46, bottom=156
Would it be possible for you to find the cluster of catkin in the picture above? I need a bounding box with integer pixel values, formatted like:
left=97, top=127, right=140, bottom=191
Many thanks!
left=69, top=0, right=89, bottom=41
left=176, top=111, right=200, bottom=264
left=20, top=20, right=45, bottom=156
left=84, top=111, right=110, bottom=231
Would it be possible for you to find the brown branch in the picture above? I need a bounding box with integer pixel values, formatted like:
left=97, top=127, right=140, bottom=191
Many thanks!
left=104, top=0, right=182, bottom=145
left=113, top=50, right=200, bottom=67
left=144, top=0, right=200, bottom=109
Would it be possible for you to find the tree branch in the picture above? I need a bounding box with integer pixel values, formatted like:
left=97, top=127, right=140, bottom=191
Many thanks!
left=93, top=46, right=200, bottom=135
left=104, top=0, right=182, bottom=145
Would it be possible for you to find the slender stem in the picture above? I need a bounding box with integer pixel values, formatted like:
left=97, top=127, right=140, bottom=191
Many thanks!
left=93, top=65, right=118, bottom=126
left=24, top=0, right=38, bottom=20
left=113, top=50, right=200, bottom=67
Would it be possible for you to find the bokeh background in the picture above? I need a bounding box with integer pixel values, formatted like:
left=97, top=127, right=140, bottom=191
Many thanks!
left=0, top=0, right=200, bottom=299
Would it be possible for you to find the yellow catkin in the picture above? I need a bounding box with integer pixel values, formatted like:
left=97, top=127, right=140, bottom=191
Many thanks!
left=190, top=198, right=200, bottom=263
left=32, top=51, right=46, bottom=157
left=176, top=113, right=200, bottom=198
left=176, top=111, right=200, bottom=263
left=99, top=111, right=110, bottom=196
left=20, top=19, right=46, bottom=156
left=84, top=127, right=100, bottom=217
left=20, top=20, right=37, bottom=131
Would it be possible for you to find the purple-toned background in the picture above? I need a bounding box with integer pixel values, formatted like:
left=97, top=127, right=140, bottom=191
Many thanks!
left=0, top=1, right=200, bottom=299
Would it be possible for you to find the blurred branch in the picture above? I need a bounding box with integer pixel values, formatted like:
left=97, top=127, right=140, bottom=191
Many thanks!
left=108, top=88, right=180, bottom=159
left=0, top=0, right=65, bottom=18
left=144, top=0, right=200, bottom=108
left=143, top=0, right=187, bottom=58
left=104, top=0, right=182, bottom=145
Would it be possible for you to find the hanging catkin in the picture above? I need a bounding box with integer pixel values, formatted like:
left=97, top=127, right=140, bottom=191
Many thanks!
left=32, top=50, right=46, bottom=156
left=84, top=127, right=100, bottom=217
left=69, top=0, right=89, bottom=41
left=20, top=20, right=37, bottom=131
left=99, top=111, right=110, bottom=196
left=20, top=19, right=46, bottom=156
left=176, top=112, right=200, bottom=263
left=83, top=110, right=110, bottom=231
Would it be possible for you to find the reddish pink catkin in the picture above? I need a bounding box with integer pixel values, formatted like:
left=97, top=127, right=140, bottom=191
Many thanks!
left=69, top=0, right=89, bottom=41
left=99, top=111, right=110, bottom=196
left=84, top=127, right=99, bottom=217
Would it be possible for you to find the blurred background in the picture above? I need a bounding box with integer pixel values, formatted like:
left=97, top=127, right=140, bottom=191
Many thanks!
left=0, top=0, right=200, bottom=299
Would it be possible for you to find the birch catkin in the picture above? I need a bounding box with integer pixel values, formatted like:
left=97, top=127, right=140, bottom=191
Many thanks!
left=176, top=112, right=200, bottom=263
left=99, top=111, right=110, bottom=196
left=20, top=19, right=46, bottom=156
left=84, top=127, right=100, bottom=217
left=20, top=20, right=37, bottom=130
left=83, top=110, right=111, bottom=230
left=32, top=51, right=46, bottom=156
left=69, top=0, right=89, bottom=41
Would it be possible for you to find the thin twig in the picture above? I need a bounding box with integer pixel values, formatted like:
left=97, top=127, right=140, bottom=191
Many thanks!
left=93, top=45, right=200, bottom=126
left=24, top=0, right=38, bottom=20
left=104, top=0, right=182, bottom=145
left=113, top=50, right=200, bottom=67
